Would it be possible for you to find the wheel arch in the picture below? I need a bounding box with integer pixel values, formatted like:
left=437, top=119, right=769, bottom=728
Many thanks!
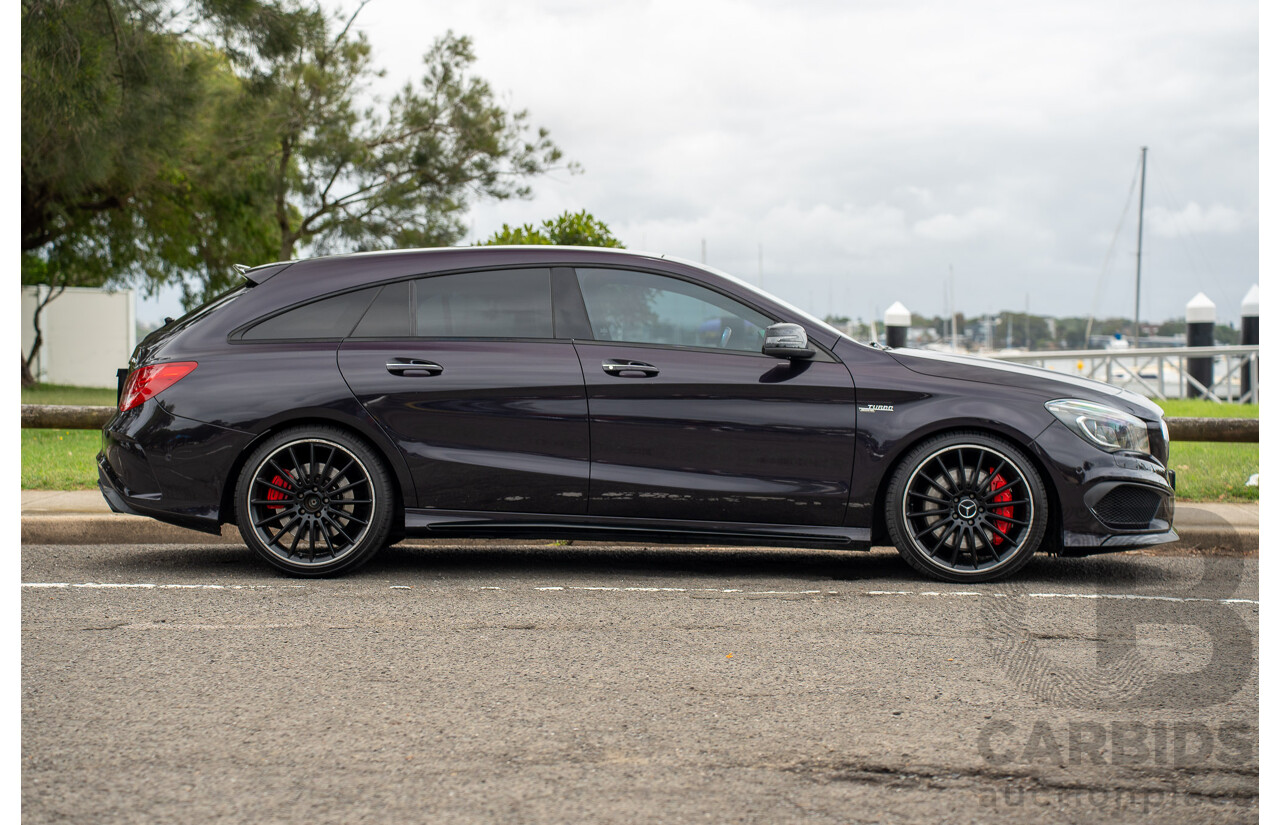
left=219, top=410, right=411, bottom=529
left=868, top=422, right=1062, bottom=550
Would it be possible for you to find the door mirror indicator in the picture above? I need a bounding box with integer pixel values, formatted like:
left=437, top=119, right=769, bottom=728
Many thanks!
left=762, top=323, right=814, bottom=359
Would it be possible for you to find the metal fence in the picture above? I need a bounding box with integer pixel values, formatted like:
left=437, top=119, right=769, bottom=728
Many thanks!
left=990, top=345, right=1260, bottom=403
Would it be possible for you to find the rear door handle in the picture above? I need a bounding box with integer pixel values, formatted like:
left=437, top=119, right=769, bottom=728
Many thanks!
left=386, top=359, right=443, bottom=376
left=602, top=359, right=659, bottom=377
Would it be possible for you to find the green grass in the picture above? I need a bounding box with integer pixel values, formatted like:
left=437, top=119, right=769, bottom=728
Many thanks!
left=22, top=429, right=102, bottom=490
left=1156, top=399, right=1258, bottom=419
left=1155, top=399, right=1258, bottom=502
left=22, top=384, right=115, bottom=490
left=1164, top=442, right=1258, bottom=502
left=22, top=383, right=117, bottom=406
left=19, top=386, right=1260, bottom=501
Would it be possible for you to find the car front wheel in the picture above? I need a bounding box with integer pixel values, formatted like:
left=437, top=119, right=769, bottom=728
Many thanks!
left=234, top=426, right=394, bottom=576
left=885, top=431, right=1048, bottom=583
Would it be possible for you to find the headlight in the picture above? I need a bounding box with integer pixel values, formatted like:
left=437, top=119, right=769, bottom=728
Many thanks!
left=1045, top=399, right=1151, bottom=454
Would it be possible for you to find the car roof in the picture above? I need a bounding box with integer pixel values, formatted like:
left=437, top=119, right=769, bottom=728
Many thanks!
left=258, top=245, right=713, bottom=290
left=303, top=244, right=672, bottom=267
left=251, top=246, right=691, bottom=285
left=183, top=245, right=846, bottom=354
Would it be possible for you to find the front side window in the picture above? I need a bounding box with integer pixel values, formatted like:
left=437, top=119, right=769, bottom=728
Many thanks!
left=576, top=268, right=772, bottom=352
left=414, top=269, right=553, bottom=338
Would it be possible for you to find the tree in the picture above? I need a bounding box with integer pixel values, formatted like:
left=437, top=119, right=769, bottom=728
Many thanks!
left=21, top=0, right=570, bottom=383
left=242, top=4, right=572, bottom=260
left=481, top=210, right=624, bottom=248
left=136, top=48, right=285, bottom=305
left=20, top=0, right=299, bottom=382
left=21, top=0, right=302, bottom=262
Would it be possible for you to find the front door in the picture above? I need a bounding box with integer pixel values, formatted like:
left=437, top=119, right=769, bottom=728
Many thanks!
left=571, top=267, right=858, bottom=526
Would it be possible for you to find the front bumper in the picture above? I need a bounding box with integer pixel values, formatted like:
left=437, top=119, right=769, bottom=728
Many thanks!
left=1032, top=420, right=1178, bottom=557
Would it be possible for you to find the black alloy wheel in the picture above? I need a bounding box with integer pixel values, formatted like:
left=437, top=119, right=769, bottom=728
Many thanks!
left=234, top=426, right=393, bottom=576
left=885, top=431, right=1048, bottom=582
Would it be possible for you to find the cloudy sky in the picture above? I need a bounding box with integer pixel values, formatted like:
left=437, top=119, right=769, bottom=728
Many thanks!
left=144, top=0, right=1260, bottom=328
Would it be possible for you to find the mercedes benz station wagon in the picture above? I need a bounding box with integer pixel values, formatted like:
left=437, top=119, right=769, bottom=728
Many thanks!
left=98, top=247, right=1177, bottom=582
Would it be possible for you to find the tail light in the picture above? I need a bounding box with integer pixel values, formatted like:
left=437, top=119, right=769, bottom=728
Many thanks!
left=119, top=362, right=198, bottom=411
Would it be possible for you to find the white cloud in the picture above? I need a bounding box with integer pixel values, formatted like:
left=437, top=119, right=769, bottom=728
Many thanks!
left=1147, top=203, right=1249, bottom=237
left=912, top=208, right=1005, bottom=242
left=136, top=0, right=1261, bottom=325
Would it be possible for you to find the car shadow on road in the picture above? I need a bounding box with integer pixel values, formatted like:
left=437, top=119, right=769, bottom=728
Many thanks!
left=366, top=543, right=1192, bottom=590
left=372, top=543, right=909, bottom=581
left=59, top=542, right=1208, bottom=591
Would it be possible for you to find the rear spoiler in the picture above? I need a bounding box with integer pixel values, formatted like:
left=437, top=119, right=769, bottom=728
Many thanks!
left=236, top=261, right=293, bottom=286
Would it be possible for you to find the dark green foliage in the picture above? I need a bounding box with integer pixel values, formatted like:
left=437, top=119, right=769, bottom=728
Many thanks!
left=481, top=210, right=624, bottom=248
left=21, top=0, right=570, bottom=378
left=253, top=11, right=572, bottom=260
left=21, top=0, right=288, bottom=314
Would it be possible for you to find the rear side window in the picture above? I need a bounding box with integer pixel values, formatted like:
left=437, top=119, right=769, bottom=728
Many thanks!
left=414, top=269, right=553, bottom=338
left=243, top=287, right=379, bottom=340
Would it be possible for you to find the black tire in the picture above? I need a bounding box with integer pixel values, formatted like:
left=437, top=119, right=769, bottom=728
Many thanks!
left=234, top=425, right=394, bottom=576
left=884, top=430, right=1048, bottom=583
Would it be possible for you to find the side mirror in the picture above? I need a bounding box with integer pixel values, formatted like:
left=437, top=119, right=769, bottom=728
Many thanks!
left=762, top=323, right=814, bottom=359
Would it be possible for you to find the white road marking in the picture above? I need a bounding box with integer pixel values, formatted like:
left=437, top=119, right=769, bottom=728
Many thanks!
left=22, top=582, right=301, bottom=590
left=21, top=582, right=1258, bottom=605
left=533, top=585, right=828, bottom=595
left=526, top=586, right=1255, bottom=604
left=1025, top=592, right=1259, bottom=605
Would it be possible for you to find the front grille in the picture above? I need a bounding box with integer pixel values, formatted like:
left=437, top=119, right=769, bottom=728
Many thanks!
left=1094, top=485, right=1163, bottom=529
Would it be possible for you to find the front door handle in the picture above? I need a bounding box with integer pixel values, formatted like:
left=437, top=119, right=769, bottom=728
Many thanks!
left=602, top=359, right=659, bottom=377
left=386, top=359, right=443, bottom=376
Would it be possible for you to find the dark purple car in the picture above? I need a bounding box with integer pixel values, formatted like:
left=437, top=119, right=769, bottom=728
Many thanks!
left=99, top=247, right=1176, bottom=582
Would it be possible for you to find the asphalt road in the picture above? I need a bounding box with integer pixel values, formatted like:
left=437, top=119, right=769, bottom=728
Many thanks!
left=23, top=542, right=1258, bottom=824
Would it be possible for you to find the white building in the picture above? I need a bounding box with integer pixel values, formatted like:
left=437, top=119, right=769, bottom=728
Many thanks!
left=21, top=286, right=136, bottom=389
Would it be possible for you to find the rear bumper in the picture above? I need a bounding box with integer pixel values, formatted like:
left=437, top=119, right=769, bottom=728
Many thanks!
left=98, top=452, right=223, bottom=535
left=98, top=467, right=139, bottom=516
left=98, top=400, right=253, bottom=535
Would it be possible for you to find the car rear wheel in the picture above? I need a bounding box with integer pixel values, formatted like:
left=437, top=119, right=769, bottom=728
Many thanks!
left=885, top=431, right=1048, bottom=583
left=234, top=426, right=394, bottom=576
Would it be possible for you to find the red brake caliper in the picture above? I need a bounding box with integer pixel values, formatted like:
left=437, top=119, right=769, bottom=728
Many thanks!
left=266, top=473, right=292, bottom=510
left=989, top=469, right=1013, bottom=545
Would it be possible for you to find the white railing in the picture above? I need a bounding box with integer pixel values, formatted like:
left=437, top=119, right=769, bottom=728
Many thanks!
left=985, top=345, right=1259, bottom=403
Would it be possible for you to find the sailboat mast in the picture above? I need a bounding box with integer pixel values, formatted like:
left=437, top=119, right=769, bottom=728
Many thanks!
left=1134, top=146, right=1148, bottom=344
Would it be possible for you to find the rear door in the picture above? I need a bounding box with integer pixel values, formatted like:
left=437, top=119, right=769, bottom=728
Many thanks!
left=570, top=267, right=858, bottom=526
left=337, top=268, right=590, bottom=514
